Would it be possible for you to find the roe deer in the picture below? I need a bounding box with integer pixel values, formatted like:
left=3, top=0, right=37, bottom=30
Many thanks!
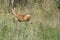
left=11, top=8, right=31, bottom=22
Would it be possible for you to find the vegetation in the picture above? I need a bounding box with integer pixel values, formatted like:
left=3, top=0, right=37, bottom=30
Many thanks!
left=0, top=0, right=60, bottom=40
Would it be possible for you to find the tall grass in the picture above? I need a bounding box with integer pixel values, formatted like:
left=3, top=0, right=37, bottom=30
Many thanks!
left=0, top=0, right=60, bottom=40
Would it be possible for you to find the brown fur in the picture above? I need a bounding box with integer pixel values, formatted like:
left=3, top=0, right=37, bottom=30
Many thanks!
left=11, top=8, right=31, bottom=22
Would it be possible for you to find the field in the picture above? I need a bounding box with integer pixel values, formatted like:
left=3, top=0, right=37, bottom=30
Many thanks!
left=0, top=0, right=60, bottom=40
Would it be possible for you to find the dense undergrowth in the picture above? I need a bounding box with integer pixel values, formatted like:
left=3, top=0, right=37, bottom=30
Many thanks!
left=0, top=0, right=60, bottom=40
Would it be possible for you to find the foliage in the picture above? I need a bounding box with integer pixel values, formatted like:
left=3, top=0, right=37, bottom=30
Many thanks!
left=0, top=0, right=60, bottom=40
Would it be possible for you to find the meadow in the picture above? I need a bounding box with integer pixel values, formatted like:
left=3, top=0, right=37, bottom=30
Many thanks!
left=0, top=0, right=60, bottom=40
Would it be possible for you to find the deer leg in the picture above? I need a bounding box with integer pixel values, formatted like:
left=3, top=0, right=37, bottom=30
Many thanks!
left=13, top=17, right=18, bottom=23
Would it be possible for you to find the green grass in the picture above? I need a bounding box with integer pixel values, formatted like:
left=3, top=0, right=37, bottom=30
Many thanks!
left=0, top=1, right=60, bottom=40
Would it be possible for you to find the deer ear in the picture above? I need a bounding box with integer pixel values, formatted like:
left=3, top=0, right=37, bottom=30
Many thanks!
left=14, top=8, right=16, bottom=10
left=14, top=8, right=17, bottom=10
left=11, top=8, right=16, bottom=11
